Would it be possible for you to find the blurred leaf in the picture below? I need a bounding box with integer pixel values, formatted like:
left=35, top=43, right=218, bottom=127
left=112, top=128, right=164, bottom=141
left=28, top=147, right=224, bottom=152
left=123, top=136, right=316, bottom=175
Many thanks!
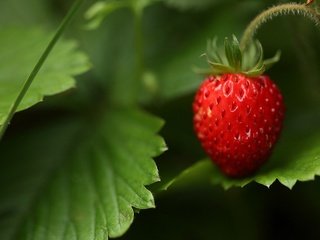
left=84, top=1, right=130, bottom=30
left=0, top=0, right=52, bottom=25
left=0, top=107, right=166, bottom=240
left=163, top=0, right=223, bottom=10
left=0, top=27, right=90, bottom=125
left=79, top=8, right=140, bottom=104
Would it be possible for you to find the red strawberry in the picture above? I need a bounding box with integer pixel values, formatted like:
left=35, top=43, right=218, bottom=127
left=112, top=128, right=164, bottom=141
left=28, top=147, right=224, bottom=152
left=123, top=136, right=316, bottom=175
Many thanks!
left=193, top=74, right=284, bottom=177
left=193, top=36, right=285, bottom=177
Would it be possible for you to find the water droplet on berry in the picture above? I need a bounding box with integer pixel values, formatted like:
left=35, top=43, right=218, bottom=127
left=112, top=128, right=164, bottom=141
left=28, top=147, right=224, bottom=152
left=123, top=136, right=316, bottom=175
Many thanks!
left=245, top=126, right=251, bottom=137
left=223, top=80, right=233, bottom=97
left=261, top=78, right=267, bottom=88
left=253, top=88, right=258, bottom=96
left=234, top=133, right=241, bottom=141
left=259, top=106, right=263, bottom=113
left=230, top=101, right=238, bottom=112
left=237, top=86, right=246, bottom=101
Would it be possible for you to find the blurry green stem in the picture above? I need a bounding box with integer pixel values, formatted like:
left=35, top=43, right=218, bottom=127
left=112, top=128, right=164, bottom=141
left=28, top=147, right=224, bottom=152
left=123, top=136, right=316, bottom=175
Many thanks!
left=0, top=0, right=85, bottom=141
left=240, top=3, right=320, bottom=50
left=133, top=7, right=144, bottom=83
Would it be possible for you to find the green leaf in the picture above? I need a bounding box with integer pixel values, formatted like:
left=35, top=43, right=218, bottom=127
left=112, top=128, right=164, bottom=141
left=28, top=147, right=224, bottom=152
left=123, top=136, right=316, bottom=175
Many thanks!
left=155, top=160, right=214, bottom=192
left=84, top=1, right=130, bottom=30
left=224, top=35, right=242, bottom=71
left=0, top=107, right=166, bottom=240
left=242, top=40, right=264, bottom=72
left=206, top=39, right=219, bottom=62
left=243, top=66, right=265, bottom=77
left=208, top=61, right=235, bottom=74
left=0, top=27, right=90, bottom=126
left=263, top=50, right=281, bottom=71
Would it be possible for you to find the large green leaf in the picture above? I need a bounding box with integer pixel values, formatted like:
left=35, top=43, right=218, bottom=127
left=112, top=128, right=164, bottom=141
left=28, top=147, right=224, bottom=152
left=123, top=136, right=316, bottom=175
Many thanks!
left=0, top=27, right=90, bottom=125
left=0, top=107, right=166, bottom=240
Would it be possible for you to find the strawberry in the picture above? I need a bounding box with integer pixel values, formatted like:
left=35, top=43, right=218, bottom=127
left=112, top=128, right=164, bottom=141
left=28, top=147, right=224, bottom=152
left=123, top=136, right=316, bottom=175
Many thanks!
left=193, top=36, right=285, bottom=177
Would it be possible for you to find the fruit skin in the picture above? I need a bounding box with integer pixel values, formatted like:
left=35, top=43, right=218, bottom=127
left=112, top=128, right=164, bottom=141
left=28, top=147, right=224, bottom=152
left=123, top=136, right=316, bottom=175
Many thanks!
left=193, top=73, right=285, bottom=177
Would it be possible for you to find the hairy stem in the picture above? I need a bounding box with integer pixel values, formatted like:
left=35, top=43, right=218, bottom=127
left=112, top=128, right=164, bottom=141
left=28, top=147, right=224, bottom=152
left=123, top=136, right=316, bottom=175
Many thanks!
left=0, top=0, right=85, bottom=141
left=240, top=3, right=320, bottom=49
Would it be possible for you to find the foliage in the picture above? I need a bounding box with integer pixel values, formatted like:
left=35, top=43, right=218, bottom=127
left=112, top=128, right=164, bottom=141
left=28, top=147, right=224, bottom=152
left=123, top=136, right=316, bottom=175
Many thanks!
left=198, top=36, right=281, bottom=76
left=0, top=108, right=165, bottom=240
left=0, top=27, right=90, bottom=125
left=0, top=0, right=320, bottom=239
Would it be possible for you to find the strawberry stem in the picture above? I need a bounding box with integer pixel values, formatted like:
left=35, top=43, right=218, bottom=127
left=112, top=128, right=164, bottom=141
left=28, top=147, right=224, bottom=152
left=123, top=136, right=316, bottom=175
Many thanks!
left=240, top=2, right=320, bottom=50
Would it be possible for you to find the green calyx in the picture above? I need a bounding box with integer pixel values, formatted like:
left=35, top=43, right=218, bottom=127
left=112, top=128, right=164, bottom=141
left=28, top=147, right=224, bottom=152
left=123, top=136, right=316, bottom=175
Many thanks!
left=200, top=35, right=281, bottom=77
